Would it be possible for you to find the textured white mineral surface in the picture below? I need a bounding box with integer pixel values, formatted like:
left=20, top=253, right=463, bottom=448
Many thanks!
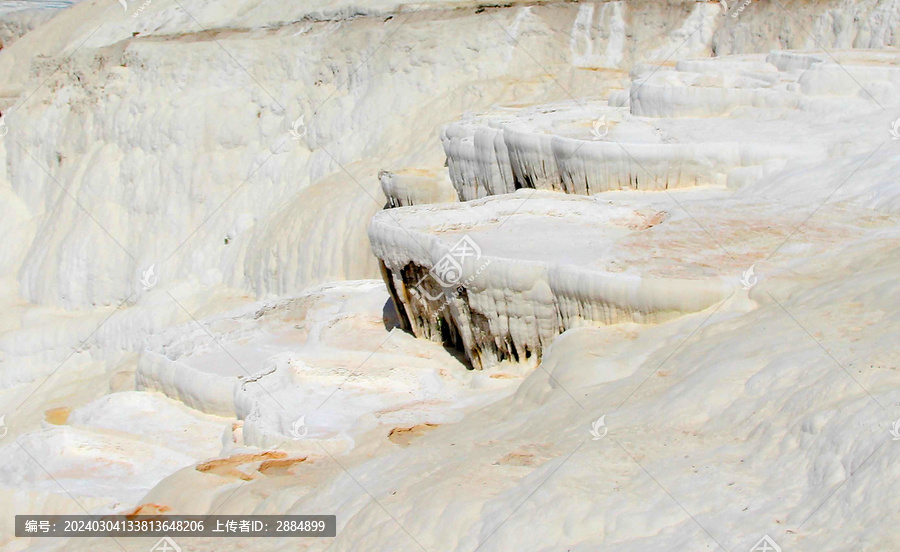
left=0, top=0, right=898, bottom=551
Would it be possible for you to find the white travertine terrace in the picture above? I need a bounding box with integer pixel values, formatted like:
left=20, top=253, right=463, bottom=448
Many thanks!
left=628, top=52, right=900, bottom=117
left=378, top=47, right=900, bottom=370
left=441, top=48, right=900, bottom=202
left=442, top=111, right=825, bottom=199
left=379, top=168, right=458, bottom=208
left=370, top=172, right=898, bottom=372
left=135, top=281, right=514, bottom=449
left=371, top=193, right=763, bottom=370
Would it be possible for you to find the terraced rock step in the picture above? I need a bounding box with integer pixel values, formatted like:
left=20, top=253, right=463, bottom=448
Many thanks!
left=379, top=168, right=457, bottom=208
left=443, top=50, right=900, bottom=202
left=372, top=192, right=756, bottom=370
left=627, top=51, right=900, bottom=118
left=441, top=102, right=820, bottom=200
left=136, top=281, right=515, bottom=447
